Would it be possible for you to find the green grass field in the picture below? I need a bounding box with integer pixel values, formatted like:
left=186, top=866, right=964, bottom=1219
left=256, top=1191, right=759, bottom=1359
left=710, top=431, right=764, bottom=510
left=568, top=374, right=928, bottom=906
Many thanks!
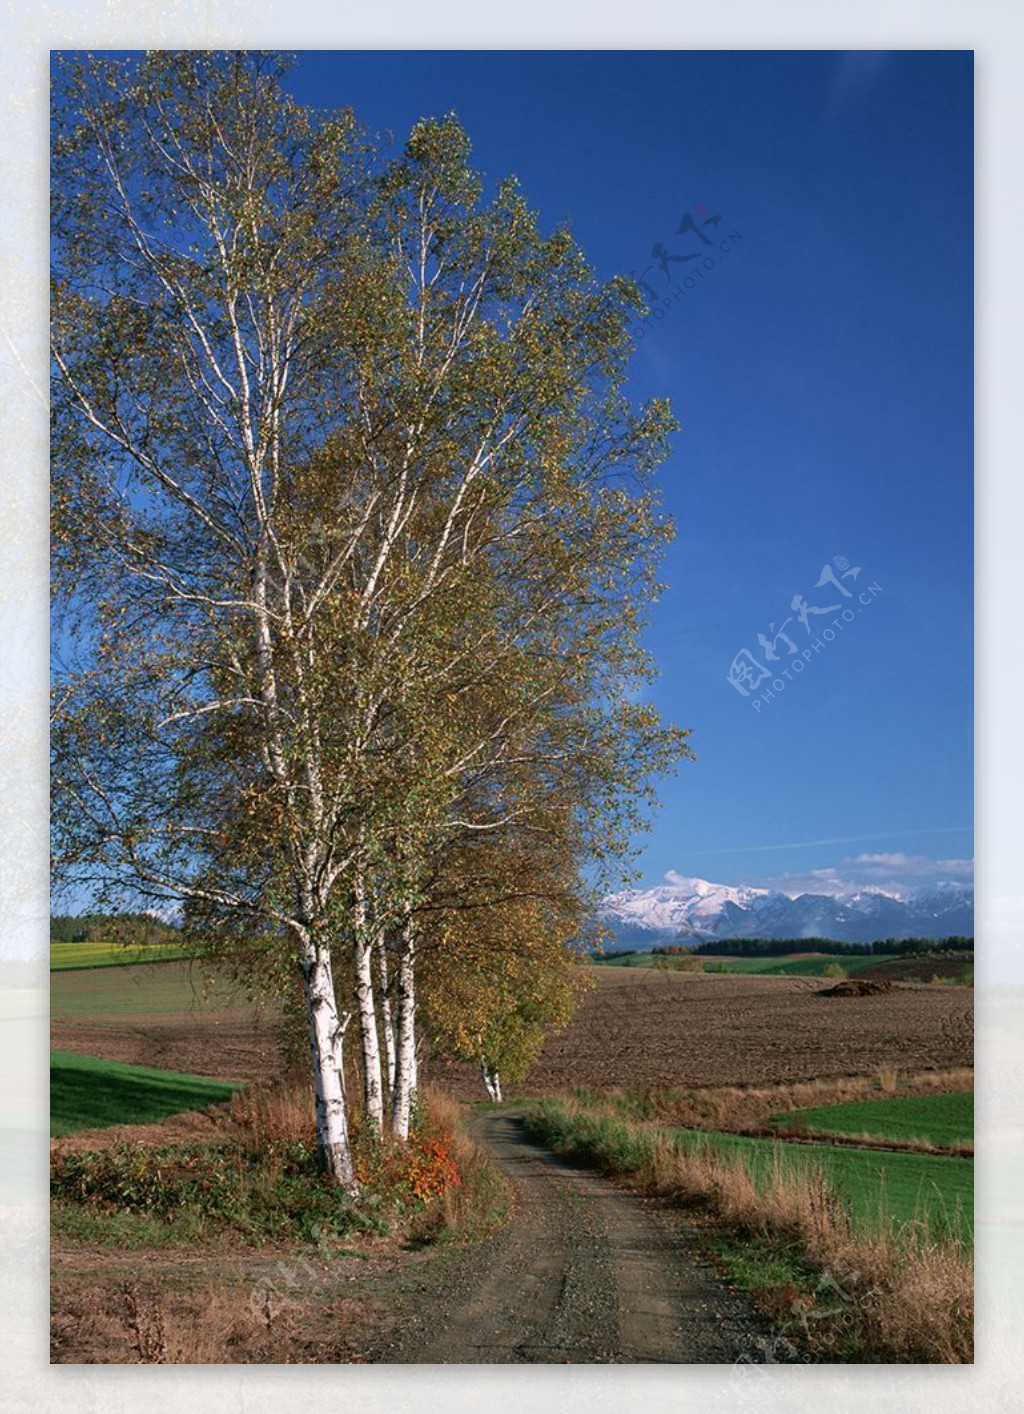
left=673, top=1126, right=973, bottom=1242
left=773, top=1091, right=973, bottom=1150
left=51, top=1051, right=241, bottom=1137
left=51, top=959, right=250, bottom=1021
left=704, top=955, right=883, bottom=977
left=50, top=940, right=192, bottom=971
left=595, top=951, right=886, bottom=976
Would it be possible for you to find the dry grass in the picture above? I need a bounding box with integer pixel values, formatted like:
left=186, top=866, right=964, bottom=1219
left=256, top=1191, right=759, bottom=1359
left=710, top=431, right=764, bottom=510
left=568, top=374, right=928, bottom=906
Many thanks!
left=115, top=1278, right=287, bottom=1364
left=228, top=1080, right=316, bottom=1150
left=743, top=1124, right=974, bottom=1159
left=528, top=1096, right=973, bottom=1363
left=51, top=1269, right=384, bottom=1364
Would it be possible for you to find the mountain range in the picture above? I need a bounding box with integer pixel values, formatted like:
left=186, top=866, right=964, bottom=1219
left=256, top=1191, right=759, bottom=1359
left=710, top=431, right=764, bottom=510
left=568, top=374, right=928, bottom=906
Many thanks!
left=599, top=875, right=974, bottom=948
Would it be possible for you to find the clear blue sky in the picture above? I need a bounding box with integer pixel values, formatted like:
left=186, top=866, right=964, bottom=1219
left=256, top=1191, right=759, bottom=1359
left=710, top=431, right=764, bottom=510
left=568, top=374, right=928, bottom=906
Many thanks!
left=283, top=50, right=973, bottom=896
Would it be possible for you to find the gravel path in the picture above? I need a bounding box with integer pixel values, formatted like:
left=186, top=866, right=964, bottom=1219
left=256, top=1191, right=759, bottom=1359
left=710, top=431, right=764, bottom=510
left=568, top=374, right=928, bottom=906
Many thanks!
left=375, top=1109, right=767, bottom=1364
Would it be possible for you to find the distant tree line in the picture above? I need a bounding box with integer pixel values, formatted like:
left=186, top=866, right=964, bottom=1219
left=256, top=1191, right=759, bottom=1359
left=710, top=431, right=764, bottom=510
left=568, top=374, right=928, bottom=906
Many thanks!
left=50, top=912, right=180, bottom=946
left=657, top=936, right=974, bottom=958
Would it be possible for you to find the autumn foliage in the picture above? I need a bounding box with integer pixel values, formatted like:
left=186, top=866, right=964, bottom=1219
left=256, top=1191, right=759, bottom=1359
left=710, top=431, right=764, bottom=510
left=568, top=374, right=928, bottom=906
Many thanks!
left=353, top=1125, right=461, bottom=1206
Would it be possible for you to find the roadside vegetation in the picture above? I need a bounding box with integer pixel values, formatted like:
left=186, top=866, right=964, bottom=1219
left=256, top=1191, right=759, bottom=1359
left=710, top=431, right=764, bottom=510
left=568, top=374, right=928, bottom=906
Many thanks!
left=669, top=1128, right=972, bottom=1239
left=52, top=1085, right=509, bottom=1363
left=524, top=1094, right=972, bottom=1362
left=578, top=1068, right=973, bottom=1148
left=52, top=1084, right=507, bottom=1251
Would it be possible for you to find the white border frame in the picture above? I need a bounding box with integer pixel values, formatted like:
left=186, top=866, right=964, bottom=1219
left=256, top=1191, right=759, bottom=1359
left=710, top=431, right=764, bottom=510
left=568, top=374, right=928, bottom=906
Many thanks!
left=5, top=4, right=1019, bottom=1409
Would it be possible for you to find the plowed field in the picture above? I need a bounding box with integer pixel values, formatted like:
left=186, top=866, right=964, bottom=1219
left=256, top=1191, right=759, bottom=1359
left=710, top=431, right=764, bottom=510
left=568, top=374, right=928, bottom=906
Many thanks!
left=431, top=968, right=973, bottom=1097
left=52, top=961, right=973, bottom=1098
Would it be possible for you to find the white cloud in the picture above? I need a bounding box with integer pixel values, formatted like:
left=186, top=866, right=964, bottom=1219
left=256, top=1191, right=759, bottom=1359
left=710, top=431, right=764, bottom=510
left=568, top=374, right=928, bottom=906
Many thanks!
left=756, top=870, right=863, bottom=900
left=849, top=853, right=975, bottom=883
left=677, top=853, right=975, bottom=901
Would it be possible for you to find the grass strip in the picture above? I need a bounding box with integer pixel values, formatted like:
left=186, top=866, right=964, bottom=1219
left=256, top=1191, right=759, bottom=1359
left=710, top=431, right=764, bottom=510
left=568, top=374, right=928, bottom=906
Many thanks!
left=773, top=1091, right=973, bottom=1151
left=51, top=941, right=192, bottom=971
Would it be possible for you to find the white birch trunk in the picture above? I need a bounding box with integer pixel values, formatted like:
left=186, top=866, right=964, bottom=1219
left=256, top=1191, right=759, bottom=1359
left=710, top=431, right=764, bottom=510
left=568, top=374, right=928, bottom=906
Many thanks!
left=300, top=941, right=357, bottom=1192
left=376, top=935, right=397, bottom=1102
left=352, top=879, right=385, bottom=1128
left=480, top=1064, right=503, bottom=1103
left=391, top=923, right=417, bottom=1140
left=408, top=1007, right=419, bottom=1101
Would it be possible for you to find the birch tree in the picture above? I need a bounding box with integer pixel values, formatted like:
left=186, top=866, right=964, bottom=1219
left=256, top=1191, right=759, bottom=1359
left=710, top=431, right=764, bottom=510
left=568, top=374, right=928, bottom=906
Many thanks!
left=419, top=838, right=594, bottom=1102
left=51, top=51, right=690, bottom=1181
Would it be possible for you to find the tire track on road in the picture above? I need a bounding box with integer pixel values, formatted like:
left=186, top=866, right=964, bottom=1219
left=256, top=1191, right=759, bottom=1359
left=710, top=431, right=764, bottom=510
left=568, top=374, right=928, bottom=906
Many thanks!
left=377, top=1109, right=767, bottom=1364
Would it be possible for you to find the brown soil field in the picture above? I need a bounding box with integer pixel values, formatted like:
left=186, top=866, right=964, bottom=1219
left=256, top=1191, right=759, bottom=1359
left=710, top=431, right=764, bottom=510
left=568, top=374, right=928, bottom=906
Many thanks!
left=430, top=968, right=974, bottom=1099
left=50, top=1014, right=283, bottom=1084
left=50, top=961, right=284, bottom=1083
left=51, top=961, right=973, bottom=1102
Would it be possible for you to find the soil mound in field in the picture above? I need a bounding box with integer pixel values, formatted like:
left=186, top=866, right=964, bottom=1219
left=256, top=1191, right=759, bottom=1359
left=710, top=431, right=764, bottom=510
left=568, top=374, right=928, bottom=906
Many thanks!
left=820, top=979, right=896, bottom=997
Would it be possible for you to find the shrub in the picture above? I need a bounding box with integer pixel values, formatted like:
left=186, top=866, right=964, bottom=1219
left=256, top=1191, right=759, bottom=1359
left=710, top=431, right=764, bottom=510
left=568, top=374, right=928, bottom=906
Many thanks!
left=50, top=1138, right=376, bottom=1241
left=352, top=1125, right=460, bottom=1206
left=51, top=1088, right=467, bottom=1244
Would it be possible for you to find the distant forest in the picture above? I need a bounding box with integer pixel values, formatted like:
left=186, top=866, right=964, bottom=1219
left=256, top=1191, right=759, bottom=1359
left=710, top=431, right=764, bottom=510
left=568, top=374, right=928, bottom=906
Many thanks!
left=50, top=912, right=180, bottom=945
left=655, top=936, right=974, bottom=958
left=54, top=913, right=972, bottom=959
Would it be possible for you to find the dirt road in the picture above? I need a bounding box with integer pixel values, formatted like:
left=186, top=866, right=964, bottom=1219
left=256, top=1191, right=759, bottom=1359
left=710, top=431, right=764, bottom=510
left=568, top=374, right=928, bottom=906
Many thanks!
left=375, top=1109, right=767, bottom=1364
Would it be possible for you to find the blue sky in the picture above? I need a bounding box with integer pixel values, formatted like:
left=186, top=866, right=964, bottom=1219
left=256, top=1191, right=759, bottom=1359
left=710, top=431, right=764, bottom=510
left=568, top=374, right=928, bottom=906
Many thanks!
left=283, top=50, right=973, bottom=898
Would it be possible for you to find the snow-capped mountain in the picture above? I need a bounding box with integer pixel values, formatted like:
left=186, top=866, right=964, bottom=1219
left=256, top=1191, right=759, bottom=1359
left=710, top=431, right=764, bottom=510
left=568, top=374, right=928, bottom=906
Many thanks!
left=598, top=875, right=974, bottom=947
left=602, top=877, right=772, bottom=936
